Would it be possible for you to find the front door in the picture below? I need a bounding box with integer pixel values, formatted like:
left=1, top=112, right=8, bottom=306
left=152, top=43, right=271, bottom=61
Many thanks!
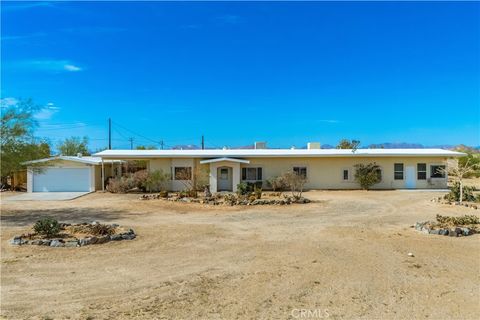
left=405, top=166, right=416, bottom=189
left=217, top=167, right=232, bottom=191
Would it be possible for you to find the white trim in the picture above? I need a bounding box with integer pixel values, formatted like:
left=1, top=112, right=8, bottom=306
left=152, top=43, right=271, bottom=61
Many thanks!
left=23, top=156, right=123, bottom=165
left=200, top=157, right=250, bottom=164
left=93, top=148, right=465, bottom=159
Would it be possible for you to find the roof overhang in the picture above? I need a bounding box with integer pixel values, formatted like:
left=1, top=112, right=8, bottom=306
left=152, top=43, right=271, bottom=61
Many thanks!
left=200, top=157, right=250, bottom=164
left=22, top=156, right=124, bottom=166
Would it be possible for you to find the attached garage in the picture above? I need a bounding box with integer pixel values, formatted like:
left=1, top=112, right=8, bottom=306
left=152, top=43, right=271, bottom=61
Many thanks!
left=32, top=167, right=93, bottom=192
left=25, top=156, right=122, bottom=193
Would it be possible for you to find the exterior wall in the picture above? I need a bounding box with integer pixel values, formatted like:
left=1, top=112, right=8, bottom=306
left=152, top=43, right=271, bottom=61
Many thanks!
left=143, top=156, right=449, bottom=191
left=241, top=156, right=449, bottom=189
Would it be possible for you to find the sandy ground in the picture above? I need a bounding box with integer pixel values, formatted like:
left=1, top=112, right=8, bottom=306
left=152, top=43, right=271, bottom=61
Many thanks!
left=1, top=190, right=479, bottom=320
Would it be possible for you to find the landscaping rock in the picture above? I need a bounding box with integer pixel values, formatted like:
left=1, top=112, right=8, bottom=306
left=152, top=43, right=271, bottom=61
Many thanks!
left=95, top=235, right=110, bottom=244
left=438, top=229, right=449, bottom=236
left=461, top=228, right=472, bottom=236
left=65, top=240, right=79, bottom=247
left=10, top=236, right=26, bottom=246
left=50, top=239, right=65, bottom=247
left=448, top=229, right=458, bottom=237
left=121, top=233, right=136, bottom=240
left=109, top=234, right=123, bottom=241
left=428, top=229, right=440, bottom=235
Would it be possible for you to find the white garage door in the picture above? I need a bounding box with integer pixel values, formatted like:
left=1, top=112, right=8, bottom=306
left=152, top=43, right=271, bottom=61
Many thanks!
left=33, top=168, right=91, bottom=192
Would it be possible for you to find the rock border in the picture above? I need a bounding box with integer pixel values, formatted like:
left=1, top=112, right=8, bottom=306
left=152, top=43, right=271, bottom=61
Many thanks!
left=414, top=221, right=475, bottom=237
left=10, top=223, right=136, bottom=247
left=139, top=193, right=311, bottom=206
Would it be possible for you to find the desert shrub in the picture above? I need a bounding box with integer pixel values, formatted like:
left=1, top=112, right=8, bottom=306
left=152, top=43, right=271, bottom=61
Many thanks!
left=282, top=171, right=308, bottom=200
left=131, top=170, right=149, bottom=191
left=106, top=176, right=132, bottom=193
left=253, top=185, right=262, bottom=199
left=145, top=169, right=170, bottom=192
left=159, top=190, right=169, bottom=198
left=237, top=182, right=249, bottom=195
left=248, top=195, right=256, bottom=202
left=436, top=214, right=479, bottom=226
left=33, top=217, right=60, bottom=237
left=444, top=181, right=476, bottom=202
left=90, top=223, right=115, bottom=236
left=266, top=176, right=288, bottom=191
left=354, top=163, right=382, bottom=190
left=224, top=193, right=237, bottom=205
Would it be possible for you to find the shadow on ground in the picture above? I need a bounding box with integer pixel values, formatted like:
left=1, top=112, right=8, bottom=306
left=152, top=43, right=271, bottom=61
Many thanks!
left=0, top=208, right=127, bottom=227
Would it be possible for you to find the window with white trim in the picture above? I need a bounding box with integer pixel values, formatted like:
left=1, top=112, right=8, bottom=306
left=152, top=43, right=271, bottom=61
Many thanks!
left=430, top=165, right=446, bottom=178
left=394, top=163, right=404, bottom=180
left=293, top=166, right=307, bottom=178
left=174, top=167, right=192, bottom=180
left=241, top=167, right=262, bottom=180
left=417, top=163, right=427, bottom=180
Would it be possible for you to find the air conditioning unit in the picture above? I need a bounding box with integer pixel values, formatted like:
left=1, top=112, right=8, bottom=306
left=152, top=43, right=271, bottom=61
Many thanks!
left=307, top=142, right=321, bottom=149
left=254, top=141, right=267, bottom=149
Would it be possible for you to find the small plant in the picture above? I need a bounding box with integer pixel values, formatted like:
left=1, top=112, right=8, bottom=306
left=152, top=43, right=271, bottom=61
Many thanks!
left=266, top=176, right=288, bottom=191
left=33, top=217, right=60, bottom=237
left=354, top=163, right=382, bottom=190
left=224, top=193, right=237, bottom=205
left=253, top=185, right=262, bottom=199
left=436, top=214, right=479, bottom=226
left=282, top=171, right=308, bottom=200
left=159, top=190, right=169, bottom=198
left=237, top=182, right=249, bottom=195
left=145, top=169, right=170, bottom=192
left=444, top=181, right=476, bottom=202
left=90, top=223, right=115, bottom=236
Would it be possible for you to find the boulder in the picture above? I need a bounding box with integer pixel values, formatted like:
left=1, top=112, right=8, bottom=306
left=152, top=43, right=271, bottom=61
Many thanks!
left=438, top=229, right=449, bottom=236
left=461, top=228, right=472, bottom=236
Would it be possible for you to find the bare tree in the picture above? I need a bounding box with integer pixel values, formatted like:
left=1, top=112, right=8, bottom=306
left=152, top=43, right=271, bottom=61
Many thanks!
left=282, top=171, right=308, bottom=200
left=440, top=158, right=477, bottom=203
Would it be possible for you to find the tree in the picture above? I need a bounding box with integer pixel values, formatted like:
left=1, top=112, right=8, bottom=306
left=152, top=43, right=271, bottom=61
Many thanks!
left=57, top=136, right=90, bottom=156
left=458, top=153, right=480, bottom=178
left=354, top=163, right=382, bottom=190
left=440, top=159, right=478, bottom=204
left=136, top=145, right=158, bottom=150
left=1, top=98, right=51, bottom=185
left=336, top=139, right=361, bottom=151
left=282, top=171, right=308, bottom=200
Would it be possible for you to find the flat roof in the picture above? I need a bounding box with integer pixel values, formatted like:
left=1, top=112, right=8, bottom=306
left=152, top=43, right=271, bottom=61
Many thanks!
left=93, top=148, right=465, bottom=159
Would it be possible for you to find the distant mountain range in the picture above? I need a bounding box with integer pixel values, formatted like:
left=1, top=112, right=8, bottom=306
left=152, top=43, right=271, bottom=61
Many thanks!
left=170, top=143, right=479, bottom=152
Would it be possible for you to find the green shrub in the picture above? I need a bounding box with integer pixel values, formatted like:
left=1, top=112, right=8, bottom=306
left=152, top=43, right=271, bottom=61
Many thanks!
left=436, top=214, right=479, bottom=225
left=444, top=181, right=476, bottom=202
left=33, top=217, right=60, bottom=237
left=354, top=163, right=382, bottom=190
left=237, top=182, right=249, bottom=195
left=253, top=185, right=262, bottom=199
left=145, top=169, right=170, bottom=192
left=266, top=176, right=288, bottom=191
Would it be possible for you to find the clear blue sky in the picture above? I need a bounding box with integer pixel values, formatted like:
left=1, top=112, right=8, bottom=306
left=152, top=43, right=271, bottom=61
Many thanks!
left=2, top=1, right=479, bottom=150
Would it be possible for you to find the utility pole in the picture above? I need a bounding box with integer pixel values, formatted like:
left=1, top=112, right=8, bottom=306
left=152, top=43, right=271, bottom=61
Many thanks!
left=108, top=118, right=112, bottom=149
left=201, top=135, right=205, bottom=150
left=129, top=137, right=134, bottom=150
left=160, top=140, right=164, bottom=150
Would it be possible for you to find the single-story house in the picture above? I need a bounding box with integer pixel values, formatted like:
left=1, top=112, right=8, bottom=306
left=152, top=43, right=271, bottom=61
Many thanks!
left=24, top=156, right=123, bottom=192
left=93, top=142, right=465, bottom=192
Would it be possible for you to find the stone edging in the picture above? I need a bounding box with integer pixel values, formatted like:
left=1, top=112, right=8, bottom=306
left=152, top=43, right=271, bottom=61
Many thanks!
left=10, top=225, right=136, bottom=247
left=414, top=222, right=475, bottom=237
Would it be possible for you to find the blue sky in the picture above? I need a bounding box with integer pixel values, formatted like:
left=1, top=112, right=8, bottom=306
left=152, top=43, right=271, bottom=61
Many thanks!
left=2, top=1, right=479, bottom=150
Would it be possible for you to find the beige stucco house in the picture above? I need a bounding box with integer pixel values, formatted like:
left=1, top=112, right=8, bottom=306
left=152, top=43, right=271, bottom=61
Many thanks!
left=93, top=143, right=465, bottom=192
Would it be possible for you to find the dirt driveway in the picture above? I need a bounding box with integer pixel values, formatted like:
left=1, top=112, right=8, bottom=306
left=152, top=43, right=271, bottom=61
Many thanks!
left=1, top=190, right=479, bottom=319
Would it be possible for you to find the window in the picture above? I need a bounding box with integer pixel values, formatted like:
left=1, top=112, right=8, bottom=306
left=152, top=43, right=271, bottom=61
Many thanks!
left=430, top=165, right=446, bottom=178
left=293, top=166, right=307, bottom=178
left=174, top=167, right=192, bottom=180
left=394, top=163, right=404, bottom=180
left=417, top=163, right=427, bottom=180
left=342, top=169, right=349, bottom=181
left=220, top=168, right=229, bottom=180
left=241, top=167, right=262, bottom=180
